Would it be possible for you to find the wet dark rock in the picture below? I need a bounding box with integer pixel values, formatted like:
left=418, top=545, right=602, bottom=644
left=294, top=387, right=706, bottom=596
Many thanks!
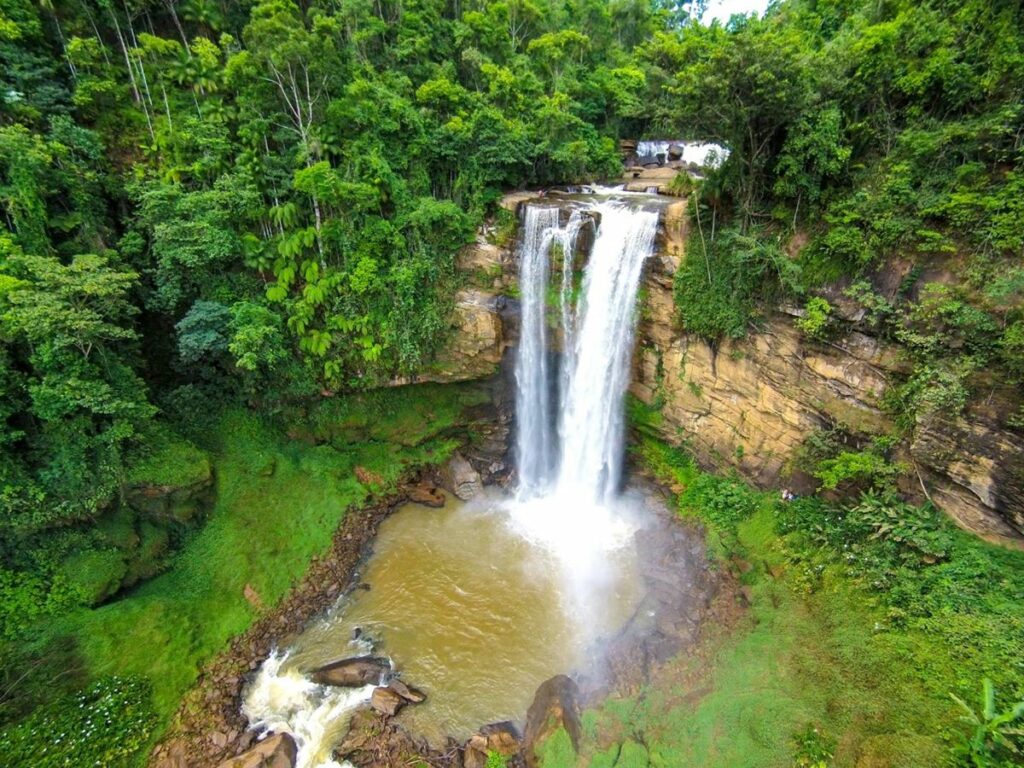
left=667, top=143, right=683, bottom=160
left=408, top=483, right=446, bottom=508
left=463, top=721, right=521, bottom=768
left=523, top=675, right=582, bottom=767
left=311, top=656, right=390, bottom=687
left=388, top=678, right=427, bottom=703
left=216, top=732, right=296, bottom=768
left=371, top=685, right=406, bottom=717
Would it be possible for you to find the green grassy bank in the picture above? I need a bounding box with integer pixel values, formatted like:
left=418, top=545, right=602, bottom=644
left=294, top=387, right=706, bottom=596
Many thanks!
left=0, top=383, right=487, bottom=766
left=538, top=435, right=1024, bottom=768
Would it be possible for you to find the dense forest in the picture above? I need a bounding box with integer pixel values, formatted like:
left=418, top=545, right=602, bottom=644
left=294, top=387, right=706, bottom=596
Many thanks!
left=1, top=0, right=1023, bottom=764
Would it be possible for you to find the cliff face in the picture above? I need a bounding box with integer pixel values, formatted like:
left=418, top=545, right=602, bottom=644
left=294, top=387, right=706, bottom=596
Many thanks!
left=425, top=194, right=1024, bottom=544
left=632, top=208, right=1024, bottom=543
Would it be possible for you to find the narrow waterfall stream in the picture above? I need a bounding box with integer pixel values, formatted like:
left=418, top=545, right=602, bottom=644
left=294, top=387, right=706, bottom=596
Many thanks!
left=240, top=192, right=692, bottom=768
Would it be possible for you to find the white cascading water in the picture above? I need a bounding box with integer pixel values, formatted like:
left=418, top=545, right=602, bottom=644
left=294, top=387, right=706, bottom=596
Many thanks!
left=514, top=206, right=559, bottom=496
left=242, top=650, right=379, bottom=768
left=509, top=199, right=658, bottom=597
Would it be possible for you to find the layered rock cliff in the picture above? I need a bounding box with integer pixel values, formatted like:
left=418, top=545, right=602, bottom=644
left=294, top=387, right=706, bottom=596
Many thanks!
left=424, top=193, right=1024, bottom=544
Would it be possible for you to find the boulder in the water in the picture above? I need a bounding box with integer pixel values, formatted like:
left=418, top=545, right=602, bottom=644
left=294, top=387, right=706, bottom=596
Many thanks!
left=463, top=722, right=520, bottom=768
left=523, top=675, right=582, bottom=767
left=408, top=483, right=446, bottom=508
left=311, top=656, right=389, bottom=687
left=667, top=143, right=684, bottom=160
left=216, top=732, right=296, bottom=768
left=388, top=678, right=427, bottom=703
left=439, top=452, right=482, bottom=500
left=370, top=685, right=406, bottom=717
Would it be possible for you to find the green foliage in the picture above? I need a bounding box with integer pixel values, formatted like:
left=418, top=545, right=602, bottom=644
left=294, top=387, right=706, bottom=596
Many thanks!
left=950, top=679, right=1024, bottom=768
left=674, top=223, right=801, bottom=342
left=813, top=438, right=901, bottom=492
left=791, top=724, right=835, bottom=768
left=631, top=434, right=1024, bottom=768
left=795, top=297, right=833, bottom=342
left=0, top=676, right=157, bottom=767
left=485, top=750, right=510, bottom=768
left=537, top=726, right=577, bottom=768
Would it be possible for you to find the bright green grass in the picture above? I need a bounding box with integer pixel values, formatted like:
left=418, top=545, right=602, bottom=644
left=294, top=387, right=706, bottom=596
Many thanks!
left=48, top=383, right=482, bottom=725
left=563, top=435, right=1024, bottom=768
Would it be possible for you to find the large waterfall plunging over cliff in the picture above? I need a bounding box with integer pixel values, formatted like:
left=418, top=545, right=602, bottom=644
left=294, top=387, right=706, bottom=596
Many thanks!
left=515, top=200, right=657, bottom=502
left=510, top=198, right=658, bottom=577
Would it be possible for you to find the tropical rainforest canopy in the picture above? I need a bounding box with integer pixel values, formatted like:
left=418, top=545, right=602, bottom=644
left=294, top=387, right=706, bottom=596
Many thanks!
left=0, top=0, right=1022, bottom=764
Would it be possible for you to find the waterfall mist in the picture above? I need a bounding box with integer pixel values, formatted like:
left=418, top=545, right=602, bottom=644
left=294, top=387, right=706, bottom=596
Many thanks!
left=509, top=197, right=659, bottom=624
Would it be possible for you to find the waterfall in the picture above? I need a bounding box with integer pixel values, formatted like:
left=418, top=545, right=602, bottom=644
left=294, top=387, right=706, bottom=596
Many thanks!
left=514, top=206, right=560, bottom=495
left=510, top=197, right=658, bottom=564
left=555, top=204, right=657, bottom=502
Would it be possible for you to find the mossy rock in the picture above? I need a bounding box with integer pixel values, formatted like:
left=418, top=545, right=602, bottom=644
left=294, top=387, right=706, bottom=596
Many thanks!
left=96, top=505, right=140, bottom=553
left=123, top=522, right=171, bottom=586
left=126, top=428, right=211, bottom=488
left=58, top=548, right=128, bottom=606
left=124, top=428, right=214, bottom=523
left=614, top=741, right=648, bottom=768
left=537, top=727, right=577, bottom=768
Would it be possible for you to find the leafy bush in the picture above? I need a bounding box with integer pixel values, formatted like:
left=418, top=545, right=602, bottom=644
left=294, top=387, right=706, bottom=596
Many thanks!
left=796, top=297, right=834, bottom=342
left=951, top=679, right=1024, bottom=768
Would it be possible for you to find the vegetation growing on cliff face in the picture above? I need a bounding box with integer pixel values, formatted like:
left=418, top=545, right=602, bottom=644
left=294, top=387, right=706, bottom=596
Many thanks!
left=663, top=0, right=1023, bottom=428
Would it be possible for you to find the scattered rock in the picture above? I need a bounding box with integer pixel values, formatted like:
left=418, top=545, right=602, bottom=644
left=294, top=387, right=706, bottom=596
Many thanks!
left=408, top=483, right=446, bottom=508
left=243, top=584, right=264, bottom=611
left=523, top=675, right=582, bottom=767
left=370, top=685, right=406, bottom=717
left=440, top=452, right=483, bottom=500
left=311, top=656, right=390, bottom=687
left=387, top=678, right=427, bottom=703
left=216, top=732, right=296, bottom=768
left=463, top=722, right=521, bottom=768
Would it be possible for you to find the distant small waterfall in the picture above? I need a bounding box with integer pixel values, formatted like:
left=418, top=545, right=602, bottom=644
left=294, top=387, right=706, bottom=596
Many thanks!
left=514, top=199, right=658, bottom=504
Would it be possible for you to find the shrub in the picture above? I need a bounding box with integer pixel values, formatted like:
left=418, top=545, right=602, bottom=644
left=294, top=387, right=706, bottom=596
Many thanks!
left=796, top=297, right=834, bottom=342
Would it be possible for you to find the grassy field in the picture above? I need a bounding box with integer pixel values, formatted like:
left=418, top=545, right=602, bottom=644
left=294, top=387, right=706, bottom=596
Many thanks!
left=544, top=435, right=1024, bottom=768
left=1, top=383, right=487, bottom=765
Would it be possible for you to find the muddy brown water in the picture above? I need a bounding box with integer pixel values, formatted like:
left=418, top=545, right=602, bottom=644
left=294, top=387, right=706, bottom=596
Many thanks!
left=277, top=490, right=643, bottom=747
left=243, top=484, right=716, bottom=766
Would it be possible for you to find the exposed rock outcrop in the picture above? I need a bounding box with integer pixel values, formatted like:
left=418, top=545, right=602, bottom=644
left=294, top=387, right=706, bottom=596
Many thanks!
left=522, top=675, right=582, bottom=768
left=463, top=722, right=521, bottom=768
left=439, top=451, right=483, bottom=500
left=215, top=733, right=296, bottom=768
left=630, top=210, right=1024, bottom=542
left=311, top=656, right=390, bottom=687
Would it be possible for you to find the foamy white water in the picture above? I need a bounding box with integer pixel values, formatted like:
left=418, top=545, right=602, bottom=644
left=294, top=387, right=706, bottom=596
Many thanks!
left=242, top=651, right=377, bottom=768
left=509, top=198, right=658, bottom=593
